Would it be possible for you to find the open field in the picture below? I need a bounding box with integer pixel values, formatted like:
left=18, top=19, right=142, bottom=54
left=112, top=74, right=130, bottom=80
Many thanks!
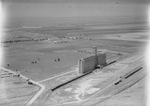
left=2, top=21, right=148, bottom=81
left=1, top=20, right=148, bottom=106
left=0, top=68, right=40, bottom=106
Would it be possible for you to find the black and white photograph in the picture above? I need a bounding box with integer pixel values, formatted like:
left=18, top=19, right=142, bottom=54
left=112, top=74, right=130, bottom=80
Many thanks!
left=0, top=0, right=150, bottom=106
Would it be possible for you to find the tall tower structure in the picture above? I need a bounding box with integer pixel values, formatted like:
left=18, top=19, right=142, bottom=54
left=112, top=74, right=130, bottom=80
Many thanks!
left=93, top=46, right=98, bottom=66
left=78, top=46, right=106, bottom=74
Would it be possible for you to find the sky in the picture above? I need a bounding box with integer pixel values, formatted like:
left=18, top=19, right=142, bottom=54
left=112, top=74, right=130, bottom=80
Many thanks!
left=2, top=0, right=149, bottom=27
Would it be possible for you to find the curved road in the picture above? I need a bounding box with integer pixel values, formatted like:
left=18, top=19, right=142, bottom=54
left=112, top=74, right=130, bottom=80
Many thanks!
left=0, top=67, right=45, bottom=106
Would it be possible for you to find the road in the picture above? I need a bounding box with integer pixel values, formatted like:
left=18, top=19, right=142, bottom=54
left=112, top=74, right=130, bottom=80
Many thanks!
left=0, top=67, right=45, bottom=106
left=0, top=67, right=77, bottom=106
left=1, top=54, right=145, bottom=106
left=30, top=69, right=78, bottom=106
left=39, top=70, right=75, bottom=83
left=42, top=55, right=145, bottom=106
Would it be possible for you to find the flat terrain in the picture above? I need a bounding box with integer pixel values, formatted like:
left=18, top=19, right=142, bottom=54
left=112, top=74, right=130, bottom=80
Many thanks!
left=0, top=68, right=40, bottom=106
left=95, top=78, right=145, bottom=106
left=42, top=55, right=145, bottom=106
left=2, top=22, right=148, bottom=81
left=1, top=20, right=148, bottom=106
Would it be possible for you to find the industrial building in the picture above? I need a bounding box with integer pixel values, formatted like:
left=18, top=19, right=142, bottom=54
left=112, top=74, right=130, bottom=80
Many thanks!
left=78, top=47, right=107, bottom=74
